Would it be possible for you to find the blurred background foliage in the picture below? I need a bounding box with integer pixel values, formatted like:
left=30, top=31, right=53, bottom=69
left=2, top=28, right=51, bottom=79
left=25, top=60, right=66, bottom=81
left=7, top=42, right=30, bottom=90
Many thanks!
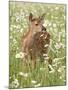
left=9, top=2, right=66, bottom=88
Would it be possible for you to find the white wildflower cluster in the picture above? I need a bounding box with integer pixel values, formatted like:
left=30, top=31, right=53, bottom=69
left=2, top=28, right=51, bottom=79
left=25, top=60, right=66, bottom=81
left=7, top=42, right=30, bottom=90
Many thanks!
left=19, top=72, right=30, bottom=78
left=15, top=52, right=25, bottom=59
left=58, top=66, right=65, bottom=73
left=10, top=78, right=19, bottom=88
left=15, top=13, right=24, bottom=23
left=52, top=57, right=66, bottom=81
left=13, top=38, right=17, bottom=44
left=54, top=42, right=61, bottom=49
left=52, top=56, right=65, bottom=68
left=58, top=66, right=66, bottom=81
left=43, top=20, right=49, bottom=26
left=53, top=57, right=65, bottom=63
left=54, top=42, right=64, bottom=49
left=54, top=31, right=65, bottom=50
left=11, top=24, right=21, bottom=29
left=31, top=80, right=41, bottom=87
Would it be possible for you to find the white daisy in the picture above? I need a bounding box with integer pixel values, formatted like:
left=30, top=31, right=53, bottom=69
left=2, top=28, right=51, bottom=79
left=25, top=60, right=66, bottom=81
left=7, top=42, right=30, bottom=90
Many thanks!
left=15, top=52, right=25, bottom=59
left=11, top=78, right=19, bottom=88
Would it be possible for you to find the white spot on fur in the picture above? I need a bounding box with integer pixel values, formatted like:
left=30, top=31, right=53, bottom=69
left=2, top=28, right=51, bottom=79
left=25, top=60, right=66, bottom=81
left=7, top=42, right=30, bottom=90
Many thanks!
left=44, top=56, right=49, bottom=60
left=44, top=44, right=49, bottom=47
left=43, top=54, right=48, bottom=57
left=40, top=34, right=44, bottom=37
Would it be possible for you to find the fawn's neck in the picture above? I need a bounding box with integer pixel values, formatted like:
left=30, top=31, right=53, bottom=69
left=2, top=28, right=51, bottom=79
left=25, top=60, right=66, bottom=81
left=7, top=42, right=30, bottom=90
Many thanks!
left=28, top=26, right=35, bottom=37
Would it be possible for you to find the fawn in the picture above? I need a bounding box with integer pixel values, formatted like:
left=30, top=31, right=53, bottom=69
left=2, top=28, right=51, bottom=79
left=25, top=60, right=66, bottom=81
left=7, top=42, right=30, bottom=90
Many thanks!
left=21, top=13, right=51, bottom=68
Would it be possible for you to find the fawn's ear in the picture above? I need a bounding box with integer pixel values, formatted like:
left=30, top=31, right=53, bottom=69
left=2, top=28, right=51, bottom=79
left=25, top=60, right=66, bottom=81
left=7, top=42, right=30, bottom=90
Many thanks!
left=40, top=13, right=45, bottom=20
left=29, top=13, right=33, bottom=21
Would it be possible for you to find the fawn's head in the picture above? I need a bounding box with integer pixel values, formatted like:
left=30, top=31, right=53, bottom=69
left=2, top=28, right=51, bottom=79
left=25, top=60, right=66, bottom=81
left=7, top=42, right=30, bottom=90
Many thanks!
left=29, top=13, right=45, bottom=33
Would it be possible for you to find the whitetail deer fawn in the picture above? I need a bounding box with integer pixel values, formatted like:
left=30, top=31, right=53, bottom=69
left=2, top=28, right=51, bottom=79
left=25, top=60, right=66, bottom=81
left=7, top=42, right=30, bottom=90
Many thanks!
left=21, top=13, right=51, bottom=68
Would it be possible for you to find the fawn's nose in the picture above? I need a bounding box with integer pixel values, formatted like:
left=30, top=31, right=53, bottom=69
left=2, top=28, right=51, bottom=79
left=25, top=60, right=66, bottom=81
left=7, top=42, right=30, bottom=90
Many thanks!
left=35, top=21, right=38, bottom=26
left=35, top=23, right=38, bottom=26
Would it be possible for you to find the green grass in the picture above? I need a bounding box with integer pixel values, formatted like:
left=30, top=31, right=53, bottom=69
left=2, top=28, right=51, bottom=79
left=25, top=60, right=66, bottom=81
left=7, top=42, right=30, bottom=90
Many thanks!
left=9, top=2, right=66, bottom=88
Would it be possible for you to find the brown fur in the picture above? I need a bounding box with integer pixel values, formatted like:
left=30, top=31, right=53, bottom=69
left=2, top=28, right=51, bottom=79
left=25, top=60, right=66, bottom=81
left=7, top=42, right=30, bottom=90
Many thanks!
left=21, top=13, right=51, bottom=68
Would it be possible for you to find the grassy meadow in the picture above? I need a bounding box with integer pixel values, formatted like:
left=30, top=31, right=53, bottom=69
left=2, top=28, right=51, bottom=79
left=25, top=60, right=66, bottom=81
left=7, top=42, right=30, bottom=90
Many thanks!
left=9, top=2, right=66, bottom=88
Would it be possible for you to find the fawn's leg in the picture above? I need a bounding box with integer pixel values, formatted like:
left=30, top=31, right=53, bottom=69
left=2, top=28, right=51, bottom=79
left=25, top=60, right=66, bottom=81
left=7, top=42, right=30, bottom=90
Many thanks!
left=31, top=60, right=36, bottom=70
left=41, top=52, right=52, bottom=71
left=31, top=54, right=36, bottom=70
